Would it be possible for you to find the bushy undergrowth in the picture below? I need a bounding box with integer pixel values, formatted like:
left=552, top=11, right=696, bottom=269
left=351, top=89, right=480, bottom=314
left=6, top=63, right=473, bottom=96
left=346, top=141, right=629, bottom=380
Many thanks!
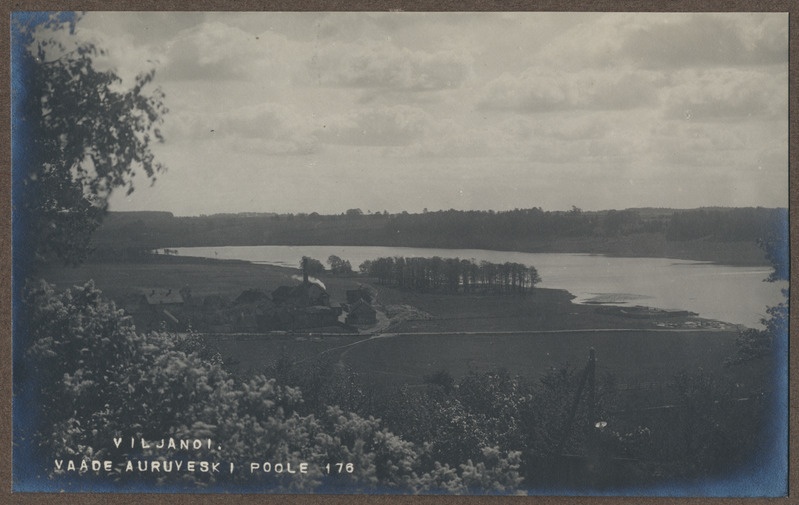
left=23, top=281, right=525, bottom=493
left=22, top=280, right=774, bottom=493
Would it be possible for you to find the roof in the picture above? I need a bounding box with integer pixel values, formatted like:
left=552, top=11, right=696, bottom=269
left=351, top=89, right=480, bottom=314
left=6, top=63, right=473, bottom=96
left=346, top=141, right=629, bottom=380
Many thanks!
left=349, top=299, right=376, bottom=315
left=305, top=306, right=335, bottom=314
left=346, top=287, right=373, bottom=303
left=142, top=288, right=184, bottom=305
left=307, top=284, right=326, bottom=296
left=273, top=283, right=329, bottom=306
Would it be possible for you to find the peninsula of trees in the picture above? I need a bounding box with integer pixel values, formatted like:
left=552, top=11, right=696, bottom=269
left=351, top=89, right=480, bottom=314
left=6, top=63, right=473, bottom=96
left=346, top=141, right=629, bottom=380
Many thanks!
left=361, top=256, right=541, bottom=294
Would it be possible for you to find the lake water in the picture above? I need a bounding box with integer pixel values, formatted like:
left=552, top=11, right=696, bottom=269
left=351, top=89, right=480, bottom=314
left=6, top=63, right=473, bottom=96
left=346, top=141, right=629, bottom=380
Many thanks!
left=167, top=245, right=787, bottom=329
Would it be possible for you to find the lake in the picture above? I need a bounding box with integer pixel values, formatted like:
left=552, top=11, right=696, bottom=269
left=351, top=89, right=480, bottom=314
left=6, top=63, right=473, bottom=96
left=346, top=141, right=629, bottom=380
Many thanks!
left=166, top=245, right=786, bottom=329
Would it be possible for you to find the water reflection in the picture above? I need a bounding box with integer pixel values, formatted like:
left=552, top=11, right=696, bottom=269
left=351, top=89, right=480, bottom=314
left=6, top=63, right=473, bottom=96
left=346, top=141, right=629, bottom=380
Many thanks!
left=169, top=245, right=786, bottom=329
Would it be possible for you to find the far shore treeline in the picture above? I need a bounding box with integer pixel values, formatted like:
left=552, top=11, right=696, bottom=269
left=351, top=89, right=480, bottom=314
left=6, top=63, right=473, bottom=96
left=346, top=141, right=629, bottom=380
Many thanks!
left=88, top=206, right=786, bottom=266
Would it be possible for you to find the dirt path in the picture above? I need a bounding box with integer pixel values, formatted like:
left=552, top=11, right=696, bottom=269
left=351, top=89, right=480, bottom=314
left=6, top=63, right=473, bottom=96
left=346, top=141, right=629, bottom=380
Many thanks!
left=292, top=325, right=734, bottom=365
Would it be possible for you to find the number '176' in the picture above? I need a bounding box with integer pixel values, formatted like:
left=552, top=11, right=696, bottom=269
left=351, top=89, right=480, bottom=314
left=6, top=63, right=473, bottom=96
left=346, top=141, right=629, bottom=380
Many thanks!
left=325, top=463, right=354, bottom=474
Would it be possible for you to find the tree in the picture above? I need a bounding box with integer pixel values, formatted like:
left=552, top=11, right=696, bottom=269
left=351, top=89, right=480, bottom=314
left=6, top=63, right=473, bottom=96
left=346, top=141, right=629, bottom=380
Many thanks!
left=327, top=255, right=353, bottom=275
left=12, top=13, right=167, bottom=266
left=300, top=256, right=325, bottom=277
left=12, top=14, right=168, bottom=487
left=23, top=280, right=536, bottom=493
left=727, top=211, right=789, bottom=365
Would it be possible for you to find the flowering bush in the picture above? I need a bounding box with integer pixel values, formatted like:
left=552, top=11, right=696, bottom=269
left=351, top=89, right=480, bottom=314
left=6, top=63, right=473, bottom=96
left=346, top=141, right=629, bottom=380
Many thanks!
left=23, top=281, right=528, bottom=493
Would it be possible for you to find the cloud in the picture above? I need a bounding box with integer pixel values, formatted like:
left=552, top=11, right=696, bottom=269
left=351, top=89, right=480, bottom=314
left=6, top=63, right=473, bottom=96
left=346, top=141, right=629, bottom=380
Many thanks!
left=222, top=103, right=321, bottom=154
left=85, top=12, right=207, bottom=46
left=78, top=12, right=786, bottom=214
left=535, top=13, right=787, bottom=71
left=648, top=118, right=787, bottom=174
left=66, top=18, right=165, bottom=86
left=321, top=105, right=433, bottom=146
left=620, top=14, right=788, bottom=69
left=308, top=41, right=473, bottom=91
left=524, top=116, right=609, bottom=142
left=167, top=102, right=320, bottom=155
left=662, top=67, right=787, bottom=121
left=158, top=22, right=296, bottom=82
left=313, top=12, right=406, bottom=41
left=478, top=68, right=661, bottom=113
left=380, top=113, right=644, bottom=164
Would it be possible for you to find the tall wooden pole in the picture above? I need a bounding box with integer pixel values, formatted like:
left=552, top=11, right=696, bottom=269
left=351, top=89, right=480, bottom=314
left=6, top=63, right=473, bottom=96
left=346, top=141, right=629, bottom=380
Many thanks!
left=587, top=348, right=596, bottom=432
left=556, top=348, right=595, bottom=456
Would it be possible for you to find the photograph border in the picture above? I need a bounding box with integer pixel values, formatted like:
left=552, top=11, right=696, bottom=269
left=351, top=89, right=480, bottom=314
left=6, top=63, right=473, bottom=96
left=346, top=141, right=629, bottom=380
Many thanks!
left=1, top=1, right=796, bottom=503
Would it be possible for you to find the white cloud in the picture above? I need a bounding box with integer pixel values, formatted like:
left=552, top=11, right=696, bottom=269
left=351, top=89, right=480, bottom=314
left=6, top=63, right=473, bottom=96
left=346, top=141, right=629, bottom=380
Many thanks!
left=308, top=40, right=473, bottom=91
left=158, top=22, right=298, bottom=83
left=535, top=13, right=788, bottom=71
left=527, top=116, right=609, bottom=142
left=662, top=67, right=787, bottom=122
left=620, top=13, right=788, bottom=69
left=643, top=117, right=788, bottom=205
left=56, top=19, right=163, bottom=87
left=321, top=105, right=433, bottom=146
left=68, top=12, right=786, bottom=214
left=166, top=102, right=320, bottom=155
left=478, top=68, right=661, bottom=112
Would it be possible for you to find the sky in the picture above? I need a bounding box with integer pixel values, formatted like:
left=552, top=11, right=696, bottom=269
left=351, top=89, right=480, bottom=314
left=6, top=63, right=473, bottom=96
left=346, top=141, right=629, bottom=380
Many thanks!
left=62, top=12, right=789, bottom=216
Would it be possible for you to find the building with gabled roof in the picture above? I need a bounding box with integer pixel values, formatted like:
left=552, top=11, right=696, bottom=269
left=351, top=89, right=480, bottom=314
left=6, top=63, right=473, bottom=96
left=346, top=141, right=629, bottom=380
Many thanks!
left=272, top=282, right=329, bottom=308
left=122, top=288, right=185, bottom=331
left=345, top=299, right=377, bottom=325
left=142, top=288, right=184, bottom=306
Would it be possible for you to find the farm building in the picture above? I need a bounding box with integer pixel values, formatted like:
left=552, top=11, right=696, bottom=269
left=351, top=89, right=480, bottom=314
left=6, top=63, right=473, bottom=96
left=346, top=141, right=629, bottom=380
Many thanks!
left=272, top=282, right=330, bottom=308
left=143, top=288, right=184, bottom=306
left=123, top=288, right=185, bottom=330
left=294, top=306, right=340, bottom=329
left=268, top=280, right=344, bottom=330
left=346, top=286, right=373, bottom=304
left=346, top=299, right=377, bottom=325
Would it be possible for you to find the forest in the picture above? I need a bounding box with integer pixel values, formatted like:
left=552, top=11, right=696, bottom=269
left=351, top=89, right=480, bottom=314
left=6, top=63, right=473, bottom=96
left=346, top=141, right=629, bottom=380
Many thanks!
left=88, top=206, right=786, bottom=265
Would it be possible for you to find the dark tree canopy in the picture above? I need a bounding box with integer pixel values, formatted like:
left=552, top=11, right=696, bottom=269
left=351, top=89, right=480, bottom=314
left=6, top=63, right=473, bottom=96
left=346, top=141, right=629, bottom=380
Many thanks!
left=360, top=256, right=540, bottom=294
left=300, top=256, right=326, bottom=276
left=328, top=254, right=353, bottom=275
left=12, top=13, right=167, bottom=266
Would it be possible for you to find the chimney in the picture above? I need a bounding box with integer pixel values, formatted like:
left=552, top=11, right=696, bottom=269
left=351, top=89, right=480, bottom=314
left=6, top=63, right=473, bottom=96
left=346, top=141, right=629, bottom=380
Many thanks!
left=302, top=257, right=309, bottom=285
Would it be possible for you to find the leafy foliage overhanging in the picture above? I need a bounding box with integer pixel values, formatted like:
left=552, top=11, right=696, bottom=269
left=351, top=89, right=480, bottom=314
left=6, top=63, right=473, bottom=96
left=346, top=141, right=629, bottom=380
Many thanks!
left=13, top=13, right=166, bottom=266
left=25, top=280, right=526, bottom=493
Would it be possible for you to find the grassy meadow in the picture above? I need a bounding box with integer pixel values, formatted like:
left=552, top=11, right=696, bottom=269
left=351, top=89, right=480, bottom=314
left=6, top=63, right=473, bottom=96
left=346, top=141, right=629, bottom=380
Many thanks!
left=36, top=255, right=757, bottom=395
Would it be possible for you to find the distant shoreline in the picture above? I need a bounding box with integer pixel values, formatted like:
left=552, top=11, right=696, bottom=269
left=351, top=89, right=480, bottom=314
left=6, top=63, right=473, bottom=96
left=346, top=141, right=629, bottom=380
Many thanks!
left=89, top=207, right=783, bottom=268
left=158, top=241, right=769, bottom=268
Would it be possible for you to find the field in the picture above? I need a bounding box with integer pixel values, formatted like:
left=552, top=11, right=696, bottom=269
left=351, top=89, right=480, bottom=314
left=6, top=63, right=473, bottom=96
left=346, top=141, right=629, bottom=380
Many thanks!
left=214, top=329, right=743, bottom=390
left=37, top=256, right=757, bottom=396
left=36, top=255, right=306, bottom=301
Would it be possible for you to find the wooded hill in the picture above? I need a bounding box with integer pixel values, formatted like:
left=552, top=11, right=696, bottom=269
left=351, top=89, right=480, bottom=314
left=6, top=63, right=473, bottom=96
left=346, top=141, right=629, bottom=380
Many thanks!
left=89, top=207, right=786, bottom=266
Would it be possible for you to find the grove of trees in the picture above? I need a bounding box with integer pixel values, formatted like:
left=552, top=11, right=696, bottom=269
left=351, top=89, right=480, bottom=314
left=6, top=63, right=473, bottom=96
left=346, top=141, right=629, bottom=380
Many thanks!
left=327, top=255, right=353, bottom=275
left=359, top=256, right=541, bottom=294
